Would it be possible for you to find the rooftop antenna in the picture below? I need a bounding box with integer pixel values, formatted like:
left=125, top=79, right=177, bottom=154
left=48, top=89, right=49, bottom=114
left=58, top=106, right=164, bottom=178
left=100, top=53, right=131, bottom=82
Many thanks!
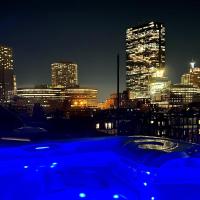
left=117, top=54, right=120, bottom=110
left=116, top=54, right=120, bottom=136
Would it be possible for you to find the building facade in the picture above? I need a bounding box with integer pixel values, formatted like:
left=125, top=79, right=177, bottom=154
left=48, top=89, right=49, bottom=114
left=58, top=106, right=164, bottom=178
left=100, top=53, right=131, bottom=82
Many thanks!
left=15, top=87, right=98, bottom=112
left=0, top=46, right=15, bottom=102
left=126, top=21, right=165, bottom=99
left=169, top=84, right=200, bottom=106
left=51, top=61, right=78, bottom=88
left=62, top=88, right=98, bottom=109
left=149, top=68, right=171, bottom=107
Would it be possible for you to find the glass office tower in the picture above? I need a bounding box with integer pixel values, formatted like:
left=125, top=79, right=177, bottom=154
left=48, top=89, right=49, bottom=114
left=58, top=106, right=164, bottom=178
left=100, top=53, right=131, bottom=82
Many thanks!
left=126, top=21, right=165, bottom=99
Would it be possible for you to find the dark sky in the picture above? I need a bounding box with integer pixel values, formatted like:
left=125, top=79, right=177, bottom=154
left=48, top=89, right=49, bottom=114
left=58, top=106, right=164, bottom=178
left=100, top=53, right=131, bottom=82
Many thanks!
left=0, top=0, right=200, bottom=101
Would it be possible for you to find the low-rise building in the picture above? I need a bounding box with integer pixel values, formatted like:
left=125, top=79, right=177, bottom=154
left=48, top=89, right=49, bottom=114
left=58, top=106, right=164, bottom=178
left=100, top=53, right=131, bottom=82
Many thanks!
left=15, top=87, right=98, bottom=113
left=169, top=84, right=200, bottom=106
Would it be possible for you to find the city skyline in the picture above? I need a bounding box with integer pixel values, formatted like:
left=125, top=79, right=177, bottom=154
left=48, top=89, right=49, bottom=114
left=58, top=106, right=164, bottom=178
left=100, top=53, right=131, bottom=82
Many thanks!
left=1, top=0, right=200, bottom=101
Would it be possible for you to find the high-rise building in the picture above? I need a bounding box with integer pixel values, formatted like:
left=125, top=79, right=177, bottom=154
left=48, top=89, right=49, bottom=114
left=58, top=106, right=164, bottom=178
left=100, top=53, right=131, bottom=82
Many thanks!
left=0, top=45, right=15, bottom=102
left=181, top=61, right=200, bottom=87
left=51, top=61, right=78, bottom=88
left=126, top=21, right=165, bottom=99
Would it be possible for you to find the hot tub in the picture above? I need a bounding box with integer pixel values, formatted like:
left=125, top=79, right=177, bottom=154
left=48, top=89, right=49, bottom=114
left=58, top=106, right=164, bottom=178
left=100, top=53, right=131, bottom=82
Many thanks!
left=0, top=136, right=200, bottom=200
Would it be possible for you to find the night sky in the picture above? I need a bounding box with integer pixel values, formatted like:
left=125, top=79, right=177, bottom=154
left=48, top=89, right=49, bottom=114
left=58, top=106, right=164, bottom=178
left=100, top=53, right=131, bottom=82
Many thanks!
left=0, top=0, right=200, bottom=101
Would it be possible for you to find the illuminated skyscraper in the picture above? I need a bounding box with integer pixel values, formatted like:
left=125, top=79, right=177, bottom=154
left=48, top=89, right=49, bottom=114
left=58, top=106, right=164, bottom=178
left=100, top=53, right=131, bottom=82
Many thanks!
left=0, top=45, right=15, bottom=102
left=51, top=61, right=78, bottom=88
left=126, top=21, right=165, bottom=99
left=181, top=61, right=200, bottom=88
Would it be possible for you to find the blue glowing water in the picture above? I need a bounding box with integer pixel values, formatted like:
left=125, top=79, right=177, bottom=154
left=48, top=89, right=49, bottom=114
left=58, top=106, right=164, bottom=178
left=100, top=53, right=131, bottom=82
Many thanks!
left=0, top=136, right=200, bottom=200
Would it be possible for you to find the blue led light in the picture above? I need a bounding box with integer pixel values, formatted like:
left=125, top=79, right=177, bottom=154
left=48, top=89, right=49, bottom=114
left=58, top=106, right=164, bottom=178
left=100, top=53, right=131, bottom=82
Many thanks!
left=35, top=146, right=50, bottom=150
left=79, top=193, right=86, bottom=198
left=1, top=137, right=200, bottom=199
left=146, top=171, right=151, bottom=175
left=50, top=162, right=58, bottom=168
left=143, top=182, right=148, bottom=186
left=113, top=194, right=120, bottom=199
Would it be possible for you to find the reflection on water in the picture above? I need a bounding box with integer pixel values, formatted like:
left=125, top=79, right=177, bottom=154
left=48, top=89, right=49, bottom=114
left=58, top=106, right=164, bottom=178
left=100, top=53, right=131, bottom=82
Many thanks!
left=133, top=139, right=179, bottom=152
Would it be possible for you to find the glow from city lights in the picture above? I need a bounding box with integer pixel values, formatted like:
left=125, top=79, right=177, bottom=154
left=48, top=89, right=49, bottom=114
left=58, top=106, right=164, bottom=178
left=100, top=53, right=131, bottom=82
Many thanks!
left=150, top=82, right=166, bottom=95
left=153, top=68, right=165, bottom=78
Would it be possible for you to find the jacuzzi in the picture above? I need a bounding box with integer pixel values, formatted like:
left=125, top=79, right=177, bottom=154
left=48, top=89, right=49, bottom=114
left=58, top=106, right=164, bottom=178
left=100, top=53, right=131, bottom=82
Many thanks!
left=0, top=136, right=200, bottom=200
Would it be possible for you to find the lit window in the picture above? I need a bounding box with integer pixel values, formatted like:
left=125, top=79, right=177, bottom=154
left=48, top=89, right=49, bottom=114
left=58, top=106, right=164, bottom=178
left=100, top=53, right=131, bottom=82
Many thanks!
left=108, top=122, right=112, bottom=129
left=105, top=122, right=112, bottom=129
left=96, top=123, right=100, bottom=129
left=105, top=123, right=108, bottom=129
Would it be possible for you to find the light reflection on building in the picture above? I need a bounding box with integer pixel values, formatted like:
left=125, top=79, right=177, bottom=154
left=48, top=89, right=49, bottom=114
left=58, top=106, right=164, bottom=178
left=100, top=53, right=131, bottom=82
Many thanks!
left=133, top=139, right=179, bottom=152
left=149, top=68, right=171, bottom=107
left=126, top=21, right=165, bottom=99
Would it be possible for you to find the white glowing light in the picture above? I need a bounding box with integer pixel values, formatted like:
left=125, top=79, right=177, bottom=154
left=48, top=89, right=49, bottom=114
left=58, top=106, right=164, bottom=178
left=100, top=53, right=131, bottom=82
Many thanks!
left=143, top=182, right=148, bottom=186
left=96, top=123, right=100, bottom=129
left=79, top=193, right=86, bottom=198
left=113, top=194, right=120, bottom=199
left=153, top=69, right=165, bottom=78
left=35, top=146, right=49, bottom=150
left=146, top=171, right=151, bottom=175
left=50, top=162, right=58, bottom=168
left=190, top=61, right=195, bottom=68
